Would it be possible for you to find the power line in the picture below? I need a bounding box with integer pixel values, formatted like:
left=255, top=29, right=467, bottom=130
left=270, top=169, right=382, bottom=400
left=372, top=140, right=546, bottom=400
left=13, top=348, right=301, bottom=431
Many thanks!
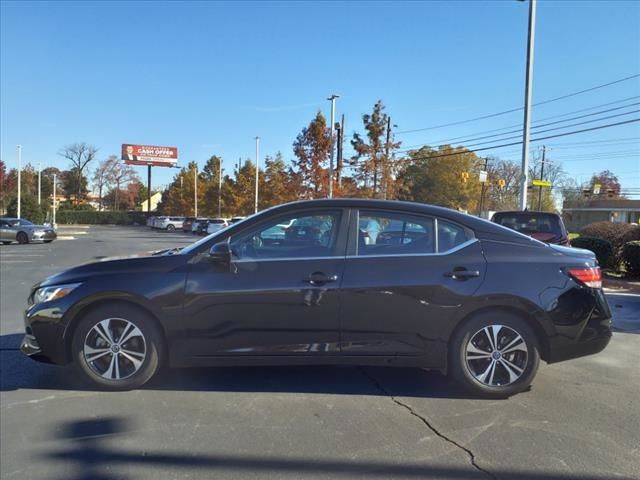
left=396, top=73, right=640, bottom=135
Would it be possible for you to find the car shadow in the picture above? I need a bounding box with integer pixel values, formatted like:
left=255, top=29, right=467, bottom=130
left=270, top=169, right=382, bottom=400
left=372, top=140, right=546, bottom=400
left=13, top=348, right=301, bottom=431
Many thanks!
left=1, top=333, right=479, bottom=399
left=36, top=416, right=629, bottom=480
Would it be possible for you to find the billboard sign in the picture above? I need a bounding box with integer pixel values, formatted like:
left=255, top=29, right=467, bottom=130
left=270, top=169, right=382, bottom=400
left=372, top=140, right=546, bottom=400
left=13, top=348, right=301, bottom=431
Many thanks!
left=122, top=144, right=178, bottom=167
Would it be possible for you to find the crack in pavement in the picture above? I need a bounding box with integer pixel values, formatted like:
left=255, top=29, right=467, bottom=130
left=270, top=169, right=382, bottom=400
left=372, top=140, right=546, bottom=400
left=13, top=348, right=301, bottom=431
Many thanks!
left=359, top=367, right=496, bottom=480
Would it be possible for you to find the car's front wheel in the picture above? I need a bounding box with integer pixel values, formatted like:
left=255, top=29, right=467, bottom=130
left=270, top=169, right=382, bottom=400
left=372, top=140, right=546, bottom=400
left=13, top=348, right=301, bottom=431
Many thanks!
left=17, top=232, right=29, bottom=244
left=449, top=311, right=540, bottom=399
left=71, top=304, right=163, bottom=390
left=167, top=224, right=175, bottom=232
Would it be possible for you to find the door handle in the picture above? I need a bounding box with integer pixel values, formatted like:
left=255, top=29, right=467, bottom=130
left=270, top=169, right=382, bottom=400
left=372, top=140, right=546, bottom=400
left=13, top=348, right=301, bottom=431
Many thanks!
left=444, top=268, right=480, bottom=280
left=304, top=272, right=338, bottom=286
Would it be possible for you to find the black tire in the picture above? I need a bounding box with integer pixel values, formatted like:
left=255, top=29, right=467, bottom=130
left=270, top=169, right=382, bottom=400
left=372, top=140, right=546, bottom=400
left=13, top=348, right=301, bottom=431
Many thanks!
left=44, top=240, right=53, bottom=243
left=17, top=232, right=29, bottom=244
left=167, top=224, right=175, bottom=232
left=2, top=241, right=11, bottom=245
left=70, top=303, right=164, bottom=391
left=449, top=311, right=540, bottom=399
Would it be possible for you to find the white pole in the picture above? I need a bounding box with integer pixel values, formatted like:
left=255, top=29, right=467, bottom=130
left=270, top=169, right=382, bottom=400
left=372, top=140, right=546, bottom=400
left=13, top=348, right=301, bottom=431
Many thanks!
left=218, top=158, right=223, bottom=218
left=17, top=145, right=22, bottom=218
left=52, top=173, right=57, bottom=227
left=519, top=0, right=537, bottom=211
left=327, top=94, right=339, bottom=198
left=194, top=165, right=198, bottom=217
left=38, top=163, right=42, bottom=205
left=254, top=136, right=260, bottom=214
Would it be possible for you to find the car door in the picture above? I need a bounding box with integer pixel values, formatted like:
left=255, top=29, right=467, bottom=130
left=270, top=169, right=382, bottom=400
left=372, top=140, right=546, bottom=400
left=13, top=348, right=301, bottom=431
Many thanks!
left=0, top=220, right=10, bottom=241
left=180, top=208, right=349, bottom=359
left=339, top=209, right=487, bottom=358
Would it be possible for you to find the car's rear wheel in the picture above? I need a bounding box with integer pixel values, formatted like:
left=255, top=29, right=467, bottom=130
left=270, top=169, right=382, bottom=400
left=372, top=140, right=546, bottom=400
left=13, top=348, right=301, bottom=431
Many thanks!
left=2, top=241, right=11, bottom=245
left=167, top=224, right=175, bottom=231
left=71, top=304, right=163, bottom=390
left=17, top=232, right=29, bottom=244
left=449, top=311, right=540, bottom=399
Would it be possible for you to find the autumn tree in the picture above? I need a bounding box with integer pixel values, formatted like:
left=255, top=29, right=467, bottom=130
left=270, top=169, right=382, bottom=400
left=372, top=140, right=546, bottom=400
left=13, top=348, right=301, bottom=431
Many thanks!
left=590, top=170, right=623, bottom=198
left=397, top=145, right=483, bottom=211
left=293, top=112, right=331, bottom=198
left=201, top=155, right=225, bottom=217
left=351, top=100, right=401, bottom=199
left=58, top=143, right=98, bottom=203
left=261, top=152, right=302, bottom=208
left=92, top=157, right=116, bottom=210
left=106, top=157, right=138, bottom=211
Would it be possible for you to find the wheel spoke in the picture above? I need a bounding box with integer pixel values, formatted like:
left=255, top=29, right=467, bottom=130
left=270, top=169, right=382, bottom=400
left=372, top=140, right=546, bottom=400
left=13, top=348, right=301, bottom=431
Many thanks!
left=102, top=353, right=118, bottom=379
left=500, top=357, right=524, bottom=383
left=120, top=350, right=144, bottom=370
left=119, top=323, right=142, bottom=346
left=475, top=359, right=497, bottom=384
left=501, top=335, right=527, bottom=354
left=96, top=319, right=116, bottom=345
left=466, top=342, right=492, bottom=359
left=84, top=346, right=111, bottom=362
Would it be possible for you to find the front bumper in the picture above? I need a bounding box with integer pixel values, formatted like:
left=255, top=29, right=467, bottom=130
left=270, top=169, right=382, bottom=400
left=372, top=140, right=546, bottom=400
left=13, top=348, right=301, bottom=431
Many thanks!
left=30, top=230, right=57, bottom=242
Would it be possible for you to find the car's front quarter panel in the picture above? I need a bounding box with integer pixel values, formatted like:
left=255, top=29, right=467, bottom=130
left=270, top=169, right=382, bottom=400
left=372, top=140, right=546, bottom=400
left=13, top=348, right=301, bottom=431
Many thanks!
left=24, top=256, right=188, bottom=365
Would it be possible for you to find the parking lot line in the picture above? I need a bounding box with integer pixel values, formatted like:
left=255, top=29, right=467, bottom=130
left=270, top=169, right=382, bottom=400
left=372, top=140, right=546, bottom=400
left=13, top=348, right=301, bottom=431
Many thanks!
left=0, top=260, right=34, bottom=263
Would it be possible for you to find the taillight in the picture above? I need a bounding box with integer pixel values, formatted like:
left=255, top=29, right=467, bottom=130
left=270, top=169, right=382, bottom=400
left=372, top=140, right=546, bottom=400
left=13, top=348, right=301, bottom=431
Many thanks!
left=566, top=267, right=602, bottom=289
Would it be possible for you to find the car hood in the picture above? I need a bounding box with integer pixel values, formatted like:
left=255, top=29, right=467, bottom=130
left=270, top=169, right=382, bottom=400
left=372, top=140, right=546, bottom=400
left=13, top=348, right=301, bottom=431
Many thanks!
left=20, top=224, right=53, bottom=230
left=37, top=254, right=188, bottom=288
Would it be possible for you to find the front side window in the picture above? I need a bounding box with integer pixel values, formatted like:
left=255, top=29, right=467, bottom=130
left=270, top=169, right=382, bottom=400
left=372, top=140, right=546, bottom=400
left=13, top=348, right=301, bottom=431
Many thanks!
left=357, top=210, right=434, bottom=256
left=230, top=211, right=341, bottom=260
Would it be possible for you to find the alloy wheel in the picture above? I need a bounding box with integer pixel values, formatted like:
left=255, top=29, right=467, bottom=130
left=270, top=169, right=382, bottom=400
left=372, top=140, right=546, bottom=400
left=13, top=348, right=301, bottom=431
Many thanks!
left=83, top=318, right=147, bottom=380
left=465, top=324, right=528, bottom=387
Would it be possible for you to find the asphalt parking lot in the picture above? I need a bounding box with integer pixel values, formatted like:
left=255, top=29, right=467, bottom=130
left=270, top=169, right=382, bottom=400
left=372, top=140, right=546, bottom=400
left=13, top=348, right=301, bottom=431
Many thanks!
left=1, top=225, right=639, bottom=480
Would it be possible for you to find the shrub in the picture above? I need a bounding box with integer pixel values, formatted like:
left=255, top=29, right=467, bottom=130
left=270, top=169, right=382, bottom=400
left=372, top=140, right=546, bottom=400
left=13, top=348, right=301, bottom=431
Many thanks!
left=571, top=236, right=613, bottom=268
left=579, top=222, right=634, bottom=250
left=6, top=195, right=47, bottom=224
left=614, top=225, right=640, bottom=247
left=55, top=211, right=152, bottom=225
left=620, top=241, right=640, bottom=276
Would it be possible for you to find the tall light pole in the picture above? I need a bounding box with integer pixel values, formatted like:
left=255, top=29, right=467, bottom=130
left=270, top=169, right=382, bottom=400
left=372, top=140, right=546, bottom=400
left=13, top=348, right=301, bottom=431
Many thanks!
left=194, top=164, right=198, bottom=217
left=218, top=157, right=223, bottom=218
left=518, top=0, right=537, bottom=211
left=327, top=94, right=339, bottom=198
left=37, top=163, right=42, bottom=205
left=254, top=136, right=260, bottom=214
left=17, top=145, right=22, bottom=218
left=52, top=173, right=57, bottom=227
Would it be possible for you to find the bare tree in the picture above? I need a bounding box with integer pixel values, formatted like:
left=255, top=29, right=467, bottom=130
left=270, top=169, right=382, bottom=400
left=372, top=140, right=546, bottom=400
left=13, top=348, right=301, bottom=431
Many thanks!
left=107, top=158, right=138, bottom=211
left=58, top=143, right=99, bottom=204
left=92, top=156, right=117, bottom=211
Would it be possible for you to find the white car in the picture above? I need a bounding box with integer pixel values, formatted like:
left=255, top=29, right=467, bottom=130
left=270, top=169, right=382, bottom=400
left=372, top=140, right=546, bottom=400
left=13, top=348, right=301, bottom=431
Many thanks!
left=191, top=218, right=207, bottom=234
left=206, top=218, right=229, bottom=235
left=155, top=216, right=185, bottom=231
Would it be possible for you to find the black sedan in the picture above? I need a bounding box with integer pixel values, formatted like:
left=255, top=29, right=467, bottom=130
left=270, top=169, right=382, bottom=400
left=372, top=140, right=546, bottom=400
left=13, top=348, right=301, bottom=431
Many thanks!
left=21, top=199, right=611, bottom=398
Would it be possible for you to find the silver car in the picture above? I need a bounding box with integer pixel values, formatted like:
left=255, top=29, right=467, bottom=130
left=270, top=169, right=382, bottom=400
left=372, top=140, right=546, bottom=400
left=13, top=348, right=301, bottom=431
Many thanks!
left=155, top=216, right=185, bottom=231
left=0, top=218, right=57, bottom=245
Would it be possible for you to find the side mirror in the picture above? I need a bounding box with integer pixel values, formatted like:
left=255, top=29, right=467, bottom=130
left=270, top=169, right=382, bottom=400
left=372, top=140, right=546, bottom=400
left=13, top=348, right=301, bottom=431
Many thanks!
left=208, top=241, right=231, bottom=267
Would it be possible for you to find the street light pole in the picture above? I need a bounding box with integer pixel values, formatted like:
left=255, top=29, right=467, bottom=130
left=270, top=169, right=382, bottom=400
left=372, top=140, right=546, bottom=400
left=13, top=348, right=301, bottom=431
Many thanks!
left=327, top=94, right=339, bottom=198
left=218, top=157, right=223, bottom=218
left=37, top=163, right=42, bottom=205
left=255, top=136, right=260, bottom=214
left=518, top=0, right=537, bottom=211
left=194, top=165, right=198, bottom=217
left=17, top=145, right=22, bottom=218
left=52, top=173, right=57, bottom=227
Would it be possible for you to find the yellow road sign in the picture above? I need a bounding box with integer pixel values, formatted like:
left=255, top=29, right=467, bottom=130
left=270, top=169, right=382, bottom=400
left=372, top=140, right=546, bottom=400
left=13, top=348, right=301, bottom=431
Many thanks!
left=532, top=179, right=552, bottom=187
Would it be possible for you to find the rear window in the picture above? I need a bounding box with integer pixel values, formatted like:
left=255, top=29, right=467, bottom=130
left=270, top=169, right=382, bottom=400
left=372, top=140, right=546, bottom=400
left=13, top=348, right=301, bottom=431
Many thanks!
left=493, top=213, right=563, bottom=236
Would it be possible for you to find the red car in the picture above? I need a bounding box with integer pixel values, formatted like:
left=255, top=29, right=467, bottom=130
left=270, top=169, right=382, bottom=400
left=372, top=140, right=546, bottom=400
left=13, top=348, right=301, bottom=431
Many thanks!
left=491, top=211, right=570, bottom=245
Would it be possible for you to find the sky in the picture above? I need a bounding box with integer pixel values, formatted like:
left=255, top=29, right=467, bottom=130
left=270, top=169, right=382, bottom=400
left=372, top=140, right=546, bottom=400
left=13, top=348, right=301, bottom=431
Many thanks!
left=1, top=0, right=639, bottom=198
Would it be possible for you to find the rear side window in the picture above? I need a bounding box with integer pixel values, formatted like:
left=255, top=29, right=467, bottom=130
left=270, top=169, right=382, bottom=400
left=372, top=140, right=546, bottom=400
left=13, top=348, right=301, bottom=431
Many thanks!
left=437, top=220, right=468, bottom=252
left=357, top=210, right=434, bottom=256
left=493, top=213, right=562, bottom=236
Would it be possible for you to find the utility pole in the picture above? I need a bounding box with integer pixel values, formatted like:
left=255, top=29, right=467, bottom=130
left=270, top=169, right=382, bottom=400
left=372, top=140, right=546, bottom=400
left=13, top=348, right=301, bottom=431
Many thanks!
left=147, top=165, right=152, bottom=213
left=218, top=157, right=223, bottom=218
left=255, top=136, right=260, bottom=213
left=17, top=145, right=22, bottom=219
left=337, top=114, right=345, bottom=189
left=52, top=173, right=57, bottom=227
left=327, top=94, right=339, bottom=198
left=384, top=117, right=392, bottom=200
left=537, top=145, right=546, bottom=211
left=518, top=0, right=537, bottom=211
left=479, top=157, right=489, bottom=216
left=37, top=163, right=42, bottom=205
left=194, top=165, right=198, bottom=217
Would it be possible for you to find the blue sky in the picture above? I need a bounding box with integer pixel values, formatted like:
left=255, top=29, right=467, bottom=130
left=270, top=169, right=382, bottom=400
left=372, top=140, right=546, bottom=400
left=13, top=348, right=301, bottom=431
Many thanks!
left=1, top=0, right=639, bottom=197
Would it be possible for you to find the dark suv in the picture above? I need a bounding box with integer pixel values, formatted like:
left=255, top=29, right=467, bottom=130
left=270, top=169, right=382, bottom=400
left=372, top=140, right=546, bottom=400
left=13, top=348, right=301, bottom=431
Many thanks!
left=491, top=211, right=570, bottom=245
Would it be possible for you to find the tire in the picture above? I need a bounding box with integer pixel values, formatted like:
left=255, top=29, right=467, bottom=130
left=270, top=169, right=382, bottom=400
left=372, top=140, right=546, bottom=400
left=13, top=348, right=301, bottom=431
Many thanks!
left=70, top=303, right=164, bottom=391
left=449, top=311, right=540, bottom=399
left=17, top=232, right=29, bottom=244
left=44, top=240, right=53, bottom=243
left=167, top=224, right=175, bottom=232
left=2, top=241, right=11, bottom=245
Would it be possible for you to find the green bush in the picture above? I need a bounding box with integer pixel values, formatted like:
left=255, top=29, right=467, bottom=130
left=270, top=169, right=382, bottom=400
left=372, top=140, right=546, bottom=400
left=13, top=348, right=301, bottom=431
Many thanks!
left=55, top=211, right=152, bottom=225
left=571, top=236, right=614, bottom=268
left=579, top=222, right=634, bottom=250
left=614, top=225, right=640, bottom=247
left=620, top=241, right=640, bottom=276
left=6, top=195, right=47, bottom=224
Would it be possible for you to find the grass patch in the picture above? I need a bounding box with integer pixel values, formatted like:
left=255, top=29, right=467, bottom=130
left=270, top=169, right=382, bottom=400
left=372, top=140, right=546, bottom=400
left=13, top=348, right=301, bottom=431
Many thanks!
left=569, top=232, right=580, bottom=240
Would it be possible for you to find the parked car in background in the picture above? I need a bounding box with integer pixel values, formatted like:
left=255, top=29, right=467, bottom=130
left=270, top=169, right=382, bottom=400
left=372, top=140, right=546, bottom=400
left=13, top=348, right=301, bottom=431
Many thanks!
left=229, top=216, right=246, bottom=224
left=154, top=216, right=185, bottom=232
left=146, top=216, right=157, bottom=228
left=0, top=218, right=57, bottom=245
left=151, top=216, right=166, bottom=229
left=206, top=218, right=229, bottom=235
left=191, top=218, right=207, bottom=234
left=22, top=199, right=611, bottom=397
left=491, top=211, right=570, bottom=245
left=182, top=217, right=196, bottom=233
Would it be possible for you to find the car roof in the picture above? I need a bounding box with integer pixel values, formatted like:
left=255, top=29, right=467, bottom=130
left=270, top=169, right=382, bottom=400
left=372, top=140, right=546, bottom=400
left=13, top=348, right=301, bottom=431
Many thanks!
left=493, top=211, right=560, bottom=217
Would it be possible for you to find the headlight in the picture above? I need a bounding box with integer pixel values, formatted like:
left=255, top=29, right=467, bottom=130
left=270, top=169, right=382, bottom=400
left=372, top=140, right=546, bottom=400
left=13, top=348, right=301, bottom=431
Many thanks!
left=33, top=283, right=81, bottom=305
